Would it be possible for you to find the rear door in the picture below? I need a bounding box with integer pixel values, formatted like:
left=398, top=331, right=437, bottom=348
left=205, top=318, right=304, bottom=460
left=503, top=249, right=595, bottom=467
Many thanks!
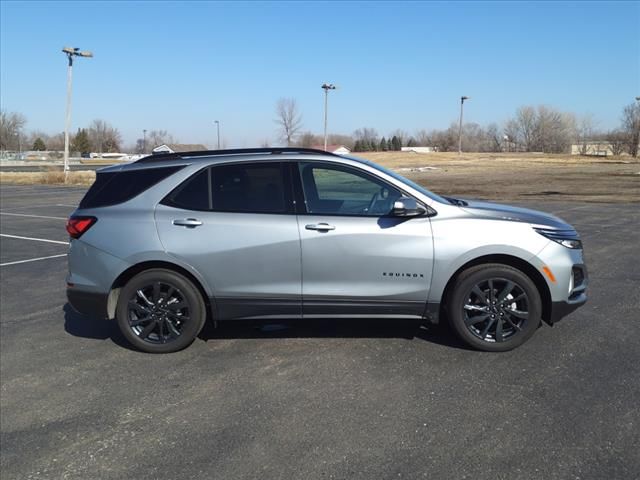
left=295, top=161, right=434, bottom=318
left=155, top=161, right=302, bottom=319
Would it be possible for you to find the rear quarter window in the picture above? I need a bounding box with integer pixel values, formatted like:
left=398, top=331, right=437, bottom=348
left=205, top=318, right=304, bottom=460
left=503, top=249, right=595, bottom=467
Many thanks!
left=79, top=166, right=183, bottom=209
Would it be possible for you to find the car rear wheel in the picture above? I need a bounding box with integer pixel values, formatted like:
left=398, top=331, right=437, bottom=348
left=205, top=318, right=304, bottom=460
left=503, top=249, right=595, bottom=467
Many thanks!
left=116, top=269, right=206, bottom=353
left=448, top=264, right=541, bottom=352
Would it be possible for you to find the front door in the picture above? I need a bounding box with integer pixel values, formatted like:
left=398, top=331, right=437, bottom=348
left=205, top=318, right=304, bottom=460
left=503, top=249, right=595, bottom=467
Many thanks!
left=295, top=161, right=434, bottom=318
left=155, top=162, right=302, bottom=319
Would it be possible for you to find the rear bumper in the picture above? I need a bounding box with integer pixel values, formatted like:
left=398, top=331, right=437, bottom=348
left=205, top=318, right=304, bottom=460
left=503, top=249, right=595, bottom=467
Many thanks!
left=549, top=293, right=587, bottom=324
left=67, top=288, right=109, bottom=319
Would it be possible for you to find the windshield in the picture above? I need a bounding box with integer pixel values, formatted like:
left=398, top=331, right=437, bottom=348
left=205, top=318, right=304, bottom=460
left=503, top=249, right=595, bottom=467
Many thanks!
left=348, top=156, right=449, bottom=204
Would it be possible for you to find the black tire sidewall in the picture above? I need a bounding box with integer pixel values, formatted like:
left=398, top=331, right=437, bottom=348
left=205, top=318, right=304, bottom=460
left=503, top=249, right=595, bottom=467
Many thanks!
left=116, top=269, right=206, bottom=353
left=448, top=265, right=541, bottom=352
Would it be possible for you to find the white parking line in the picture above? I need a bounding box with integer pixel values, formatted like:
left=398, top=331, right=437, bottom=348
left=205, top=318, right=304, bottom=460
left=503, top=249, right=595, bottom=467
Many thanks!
left=0, top=233, right=69, bottom=245
left=0, top=253, right=67, bottom=267
left=0, top=212, right=67, bottom=220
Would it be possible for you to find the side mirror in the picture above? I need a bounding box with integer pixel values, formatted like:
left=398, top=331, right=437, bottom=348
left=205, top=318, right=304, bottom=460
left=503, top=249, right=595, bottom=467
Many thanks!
left=392, top=197, right=426, bottom=217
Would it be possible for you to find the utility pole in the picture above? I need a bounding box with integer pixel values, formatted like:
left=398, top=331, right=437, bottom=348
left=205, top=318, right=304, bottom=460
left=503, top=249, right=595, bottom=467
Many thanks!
left=458, top=96, right=469, bottom=155
left=143, top=129, right=147, bottom=154
left=214, top=120, right=220, bottom=149
left=321, top=83, right=336, bottom=151
left=62, top=47, right=92, bottom=181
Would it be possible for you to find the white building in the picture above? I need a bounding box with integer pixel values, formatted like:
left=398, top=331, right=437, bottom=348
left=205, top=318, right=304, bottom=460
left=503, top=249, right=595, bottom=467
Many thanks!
left=401, top=146, right=436, bottom=153
left=311, top=145, right=351, bottom=155
left=152, top=143, right=208, bottom=154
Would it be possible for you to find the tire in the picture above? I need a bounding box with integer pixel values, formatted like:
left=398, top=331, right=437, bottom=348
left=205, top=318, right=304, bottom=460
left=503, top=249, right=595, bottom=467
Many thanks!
left=116, top=269, right=206, bottom=353
left=447, top=264, right=541, bottom=352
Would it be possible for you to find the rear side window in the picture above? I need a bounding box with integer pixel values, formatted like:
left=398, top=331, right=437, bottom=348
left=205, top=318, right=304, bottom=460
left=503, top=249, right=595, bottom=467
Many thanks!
left=162, top=162, right=289, bottom=214
left=163, top=168, right=211, bottom=211
left=79, top=166, right=183, bottom=209
left=212, top=163, right=286, bottom=213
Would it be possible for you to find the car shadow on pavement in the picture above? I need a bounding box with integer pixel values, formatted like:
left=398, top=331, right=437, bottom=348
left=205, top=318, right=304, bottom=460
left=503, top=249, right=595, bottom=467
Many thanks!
left=200, top=318, right=471, bottom=350
left=63, top=303, right=470, bottom=351
left=63, top=304, right=137, bottom=351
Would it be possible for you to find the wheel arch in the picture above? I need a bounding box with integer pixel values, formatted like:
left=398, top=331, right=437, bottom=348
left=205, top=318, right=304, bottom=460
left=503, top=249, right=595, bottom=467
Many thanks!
left=439, top=254, right=552, bottom=325
left=107, top=261, right=214, bottom=320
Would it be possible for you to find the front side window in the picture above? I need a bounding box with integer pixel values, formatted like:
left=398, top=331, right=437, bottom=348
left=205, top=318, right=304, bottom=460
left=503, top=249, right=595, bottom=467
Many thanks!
left=298, top=162, right=402, bottom=216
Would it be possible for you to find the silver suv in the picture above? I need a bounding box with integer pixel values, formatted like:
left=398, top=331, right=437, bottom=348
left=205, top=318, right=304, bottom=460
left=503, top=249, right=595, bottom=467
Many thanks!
left=66, top=148, right=587, bottom=353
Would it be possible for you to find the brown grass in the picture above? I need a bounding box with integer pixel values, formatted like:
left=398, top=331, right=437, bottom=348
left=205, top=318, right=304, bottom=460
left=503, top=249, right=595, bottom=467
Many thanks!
left=0, top=168, right=95, bottom=186
left=356, top=152, right=640, bottom=203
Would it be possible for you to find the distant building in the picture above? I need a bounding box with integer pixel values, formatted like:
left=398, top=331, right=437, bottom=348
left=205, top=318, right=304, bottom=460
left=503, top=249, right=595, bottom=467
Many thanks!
left=311, top=145, right=351, bottom=155
left=401, top=146, right=436, bottom=153
left=570, top=141, right=615, bottom=156
left=152, top=143, right=207, bottom=154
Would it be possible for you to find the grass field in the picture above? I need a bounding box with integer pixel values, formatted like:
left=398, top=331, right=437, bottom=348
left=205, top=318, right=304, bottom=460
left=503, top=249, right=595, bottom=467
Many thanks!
left=359, top=152, right=640, bottom=203
left=1, top=152, right=638, bottom=203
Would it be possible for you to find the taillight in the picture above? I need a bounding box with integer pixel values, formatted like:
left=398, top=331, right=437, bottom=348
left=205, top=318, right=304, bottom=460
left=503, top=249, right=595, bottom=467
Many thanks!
left=66, top=216, right=97, bottom=239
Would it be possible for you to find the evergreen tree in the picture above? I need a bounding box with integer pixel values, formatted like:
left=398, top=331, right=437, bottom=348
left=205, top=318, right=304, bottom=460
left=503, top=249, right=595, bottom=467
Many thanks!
left=379, top=137, right=387, bottom=151
left=387, top=138, right=393, bottom=150
left=391, top=135, right=401, bottom=151
left=407, top=137, right=416, bottom=147
left=354, top=140, right=362, bottom=152
left=72, top=128, right=91, bottom=154
left=32, top=137, right=46, bottom=151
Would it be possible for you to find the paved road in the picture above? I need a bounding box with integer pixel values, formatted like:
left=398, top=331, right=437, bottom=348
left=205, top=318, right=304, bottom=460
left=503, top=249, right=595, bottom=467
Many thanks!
left=1, top=184, right=638, bottom=480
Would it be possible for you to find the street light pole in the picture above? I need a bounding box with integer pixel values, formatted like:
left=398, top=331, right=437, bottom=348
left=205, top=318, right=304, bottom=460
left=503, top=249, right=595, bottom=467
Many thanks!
left=458, top=96, right=469, bottom=155
left=62, top=47, right=92, bottom=181
left=214, top=120, right=220, bottom=149
left=321, top=83, right=336, bottom=151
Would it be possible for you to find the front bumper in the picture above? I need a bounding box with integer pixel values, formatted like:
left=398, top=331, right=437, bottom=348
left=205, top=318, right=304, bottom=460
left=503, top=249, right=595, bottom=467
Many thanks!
left=67, top=288, right=109, bottom=319
left=549, top=293, right=587, bottom=324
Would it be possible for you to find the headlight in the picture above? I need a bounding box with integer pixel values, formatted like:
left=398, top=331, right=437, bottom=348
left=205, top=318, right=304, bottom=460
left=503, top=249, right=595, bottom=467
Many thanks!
left=534, top=227, right=582, bottom=249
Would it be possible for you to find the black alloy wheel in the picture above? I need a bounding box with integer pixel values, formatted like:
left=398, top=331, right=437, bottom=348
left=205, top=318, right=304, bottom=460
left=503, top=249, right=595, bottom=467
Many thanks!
left=127, top=281, right=190, bottom=344
left=462, top=278, right=529, bottom=343
left=448, top=264, right=541, bottom=352
left=116, top=269, right=206, bottom=353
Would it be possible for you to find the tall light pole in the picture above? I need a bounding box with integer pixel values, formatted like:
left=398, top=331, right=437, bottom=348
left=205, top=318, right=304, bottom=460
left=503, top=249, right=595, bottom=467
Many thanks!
left=214, top=120, right=220, bottom=149
left=62, top=47, right=92, bottom=180
left=458, top=96, right=469, bottom=154
left=143, top=129, right=147, bottom=153
left=321, top=83, right=336, bottom=151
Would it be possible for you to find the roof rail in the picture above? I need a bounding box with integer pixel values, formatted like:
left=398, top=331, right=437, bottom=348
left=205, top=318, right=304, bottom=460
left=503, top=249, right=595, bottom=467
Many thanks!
left=135, top=147, right=342, bottom=164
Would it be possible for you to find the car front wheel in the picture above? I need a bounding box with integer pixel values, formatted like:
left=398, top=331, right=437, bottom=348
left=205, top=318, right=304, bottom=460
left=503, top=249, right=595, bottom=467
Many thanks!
left=448, top=264, right=542, bottom=352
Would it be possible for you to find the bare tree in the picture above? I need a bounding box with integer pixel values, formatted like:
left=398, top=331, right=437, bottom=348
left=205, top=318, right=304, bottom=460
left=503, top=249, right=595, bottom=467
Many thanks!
left=297, top=131, right=320, bottom=147
left=575, top=114, right=595, bottom=155
left=505, top=105, right=575, bottom=153
left=621, top=102, right=640, bottom=157
left=47, top=132, right=66, bottom=152
left=275, top=98, right=302, bottom=146
left=88, top=119, right=122, bottom=153
left=0, top=110, right=27, bottom=151
left=414, top=129, right=431, bottom=147
left=607, top=130, right=627, bottom=156
left=145, top=130, right=176, bottom=151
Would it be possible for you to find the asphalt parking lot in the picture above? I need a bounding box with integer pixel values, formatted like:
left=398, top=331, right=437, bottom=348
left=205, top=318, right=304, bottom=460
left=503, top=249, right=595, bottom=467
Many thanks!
left=1, top=184, right=638, bottom=480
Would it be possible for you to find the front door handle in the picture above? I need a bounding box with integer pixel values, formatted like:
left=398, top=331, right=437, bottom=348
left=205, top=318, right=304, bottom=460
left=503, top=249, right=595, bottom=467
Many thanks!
left=305, top=223, right=335, bottom=231
left=173, top=218, right=203, bottom=228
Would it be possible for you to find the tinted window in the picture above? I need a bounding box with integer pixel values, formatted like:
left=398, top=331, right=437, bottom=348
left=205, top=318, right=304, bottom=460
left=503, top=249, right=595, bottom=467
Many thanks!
left=299, top=163, right=402, bottom=216
left=211, top=163, right=286, bottom=213
left=163, top=168, right=211, bottom=211
left=79, top=166, right=183, bottom=209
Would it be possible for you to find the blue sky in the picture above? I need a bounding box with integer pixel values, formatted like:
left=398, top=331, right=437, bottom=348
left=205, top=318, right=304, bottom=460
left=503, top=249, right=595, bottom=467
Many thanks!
left=1, top=0, right=638, bottom=147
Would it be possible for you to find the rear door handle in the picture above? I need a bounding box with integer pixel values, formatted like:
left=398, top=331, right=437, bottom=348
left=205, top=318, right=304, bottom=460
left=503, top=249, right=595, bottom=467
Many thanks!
left=173, top=218, right=203, bottom=228
left=305, top=223, right=335, bottom=231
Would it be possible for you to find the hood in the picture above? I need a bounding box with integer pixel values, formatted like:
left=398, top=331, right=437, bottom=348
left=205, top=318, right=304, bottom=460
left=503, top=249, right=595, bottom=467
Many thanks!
left=458, top=199, right=571, bottom=230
